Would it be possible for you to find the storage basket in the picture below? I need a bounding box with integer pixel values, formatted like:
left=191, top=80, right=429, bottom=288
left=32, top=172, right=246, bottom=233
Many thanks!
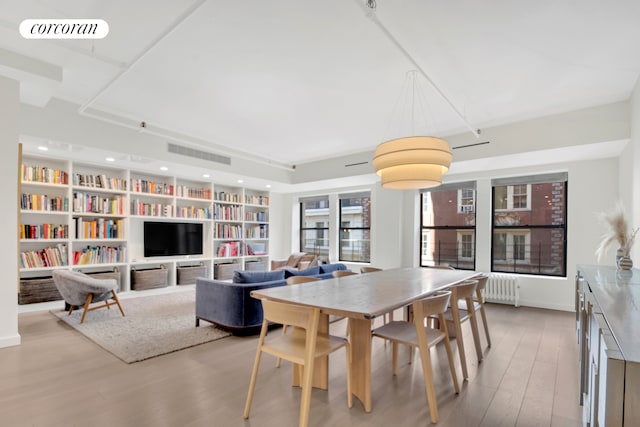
left=215, top=262, right=241, bottom=280
left=177, top=264, right=207, bottom=285
left=131, top=265, right=168, bottom=290
left=19, top=276, right=61, bottom=305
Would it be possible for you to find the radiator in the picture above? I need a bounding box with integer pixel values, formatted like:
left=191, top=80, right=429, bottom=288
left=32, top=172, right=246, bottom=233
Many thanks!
left=483, top=273, right=520, bottom=307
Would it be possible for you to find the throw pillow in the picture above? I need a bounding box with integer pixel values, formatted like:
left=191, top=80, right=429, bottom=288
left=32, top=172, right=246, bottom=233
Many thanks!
left=233, top=269, right=285, bottom=284
left=283, top=265, right=321, bottom=279
left=319, top=263, right=348, bottom=274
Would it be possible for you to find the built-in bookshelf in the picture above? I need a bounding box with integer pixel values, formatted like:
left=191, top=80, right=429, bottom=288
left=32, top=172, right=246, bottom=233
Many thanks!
left=19, top=155, right=270, bottom=303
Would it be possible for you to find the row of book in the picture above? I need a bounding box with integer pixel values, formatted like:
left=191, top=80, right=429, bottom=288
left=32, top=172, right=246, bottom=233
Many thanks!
left=73, top=245, right=126, bottom=265
left=245, top=211, right=268, bottom=222
left=245, top=224, right=268, bottom=239
left=175, top=206, right=212, bottom=219
left=217, top=241, right=244, bottom=257
left=130, top=200, right=175, bottom=217
left=20, top=223, right=69, bottom=240
left=73, top=173, right=128, bottom=191
left=21, top=165, right=69, bottom=185
left=20, top=244, right=68, bottom=268
left=73, top=192, right=125, bottom=215
left=214, top=204, right=242, bottom=221
left=74, top=217, right=124, bottom=239
left=21, top=193, right=69, bottom=212
left=216, top=224, right=242, bottom=239
left=176, top=186, right=212, bottom=200
left=130, top=179, right=174, bottom=196
left=214, top=191, right=242, bottom=203
left=245, top=195, right=269, bottom=206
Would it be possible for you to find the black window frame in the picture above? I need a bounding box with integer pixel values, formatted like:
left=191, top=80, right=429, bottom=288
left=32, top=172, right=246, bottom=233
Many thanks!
left=338, top=191, right=371, bottom=263
left=419, top=181, right=477, bottom=270
left=491, top=173, right=568, bottom=277
left=299, top=196, right=330, bottom=257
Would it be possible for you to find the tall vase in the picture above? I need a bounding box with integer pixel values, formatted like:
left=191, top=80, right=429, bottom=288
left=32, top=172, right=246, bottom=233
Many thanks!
left=618, top=255, right=633, bottom=270
left=616, top=247, right=624, bottom=265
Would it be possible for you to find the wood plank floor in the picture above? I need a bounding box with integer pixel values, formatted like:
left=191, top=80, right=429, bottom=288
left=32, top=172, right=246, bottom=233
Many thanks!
left=0, top=302, right=582, bottom=427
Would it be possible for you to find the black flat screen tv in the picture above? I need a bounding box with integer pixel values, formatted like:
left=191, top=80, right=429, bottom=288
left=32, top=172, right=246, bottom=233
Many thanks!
left=144, top=221, right=203, bottom=257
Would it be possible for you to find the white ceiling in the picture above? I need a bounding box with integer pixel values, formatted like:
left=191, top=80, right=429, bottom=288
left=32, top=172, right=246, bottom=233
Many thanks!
left=1, top=0, right=640, bottom=169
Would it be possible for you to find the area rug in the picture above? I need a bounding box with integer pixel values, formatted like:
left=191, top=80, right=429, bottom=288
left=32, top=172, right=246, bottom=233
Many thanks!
left=50, top=289, right=231, bottom=363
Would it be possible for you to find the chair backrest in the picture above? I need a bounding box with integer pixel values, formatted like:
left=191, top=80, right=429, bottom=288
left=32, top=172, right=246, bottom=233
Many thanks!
left=449, top=279, right=478, bottom=301
left=332, top=270, right=357, bottom=278
left=412, top=291, right=452, bottom=319
left=261, top=298, right=319, bottom=332
left=360, top=267, right=382, bottom=274
left=475, top=275, right=488, bottom=291
left=52, top=270, right=116, bottom=305
left=285, top=275, right=321, bottom=285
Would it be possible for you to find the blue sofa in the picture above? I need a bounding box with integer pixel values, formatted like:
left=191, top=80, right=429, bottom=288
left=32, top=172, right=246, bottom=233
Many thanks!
left=195, top=263, right=348, bottom=332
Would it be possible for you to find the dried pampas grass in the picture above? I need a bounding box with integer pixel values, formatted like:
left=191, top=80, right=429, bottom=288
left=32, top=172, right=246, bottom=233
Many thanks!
left=595, top=202, right=638, bottom=261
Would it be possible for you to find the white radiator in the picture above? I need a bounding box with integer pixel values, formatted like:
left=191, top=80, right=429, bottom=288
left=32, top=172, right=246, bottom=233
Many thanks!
left=484, top=273, right=520, bottom=307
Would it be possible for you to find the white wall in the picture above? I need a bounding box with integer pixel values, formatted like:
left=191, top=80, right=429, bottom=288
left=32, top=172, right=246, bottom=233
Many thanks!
left=0, top=76, right=20, bottom=348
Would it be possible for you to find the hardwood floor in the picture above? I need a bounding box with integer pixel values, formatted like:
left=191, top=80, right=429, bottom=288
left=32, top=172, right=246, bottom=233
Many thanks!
left=0, top=302, right=582, bottom=427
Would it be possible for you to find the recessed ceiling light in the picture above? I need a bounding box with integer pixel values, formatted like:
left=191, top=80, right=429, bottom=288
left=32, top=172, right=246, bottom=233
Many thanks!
left=202, top=174, right=210, bottom=178
left=266, top=184, right=271, bottom=189
left=37, top=146, right=48, bottom=151
left=105, top=157, right=115, bottom=162
left=237, top=179, right=244, bottom=184
left=160, top=166, right=168, bottom=171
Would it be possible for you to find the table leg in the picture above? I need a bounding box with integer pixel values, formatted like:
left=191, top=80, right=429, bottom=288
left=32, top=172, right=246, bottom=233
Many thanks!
left=292, top=313, right=329, bottom=390
left=349, top=317, right=372, bottom=412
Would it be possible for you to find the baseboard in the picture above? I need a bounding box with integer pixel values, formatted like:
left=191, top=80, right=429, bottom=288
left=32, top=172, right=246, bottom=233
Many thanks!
left=517, top=299, right=574, bottom=312
left=0, top=333, right=21, bottom=348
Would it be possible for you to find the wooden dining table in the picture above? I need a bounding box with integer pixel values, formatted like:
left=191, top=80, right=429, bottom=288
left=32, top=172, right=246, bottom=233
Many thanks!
left=250, top=267, right=478, bottom=412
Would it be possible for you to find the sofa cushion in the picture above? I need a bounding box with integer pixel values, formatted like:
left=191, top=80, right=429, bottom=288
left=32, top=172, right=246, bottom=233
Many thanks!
left=233, top=269, right=285, bottom=284
left=319, top=263, right=348, bottom=274
left=286, top=252, right=306, bottom=267
left=283, top=265, right=321, bottom=278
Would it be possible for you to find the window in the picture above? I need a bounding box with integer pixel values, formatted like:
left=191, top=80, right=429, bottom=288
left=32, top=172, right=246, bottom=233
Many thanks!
left=495, top=184, right=531, bottom=210
left=491, top=173, right=567, bottom=276
left=339, top=192, right=371, bottom=262
left=300, top=196, right=329, bottom=257
left=420, top=182, right=476, bottom=270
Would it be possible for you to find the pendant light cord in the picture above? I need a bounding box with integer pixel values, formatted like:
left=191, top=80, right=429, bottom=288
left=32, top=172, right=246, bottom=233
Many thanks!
left=359, top=0, right=479, bottom=138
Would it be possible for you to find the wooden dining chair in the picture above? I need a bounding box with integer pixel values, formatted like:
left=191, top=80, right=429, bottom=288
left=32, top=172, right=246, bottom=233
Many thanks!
left=372, top=291, right=459, bottom=424
left=332, top=270, right=358, bottom=278
left=276, top=275, right=323, bottom=367
left=440, top=279, right=482, bottom=380
left=244, top=299, right=352, bottom=427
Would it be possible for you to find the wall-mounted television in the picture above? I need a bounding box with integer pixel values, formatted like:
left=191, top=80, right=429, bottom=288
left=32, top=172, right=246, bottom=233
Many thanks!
left=144, top=221, right=203, bottom=257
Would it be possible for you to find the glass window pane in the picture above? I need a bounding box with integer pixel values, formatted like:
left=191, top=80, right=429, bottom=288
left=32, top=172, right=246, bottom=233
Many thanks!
left=420, top=227, right=475, bottom=269
left=495, top=186, right=508, bottom=210
left=339, top=194, right=371, bottom=262
left=300, top=196, right=329, bottom=258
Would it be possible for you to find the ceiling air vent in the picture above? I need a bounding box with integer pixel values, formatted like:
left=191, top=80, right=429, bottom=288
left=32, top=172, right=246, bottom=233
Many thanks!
left=167, top=143, right=231, bottom=165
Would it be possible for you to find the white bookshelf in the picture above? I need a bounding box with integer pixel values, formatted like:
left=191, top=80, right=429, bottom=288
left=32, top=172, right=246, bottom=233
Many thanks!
left=18, top=155, right=270, bottom=303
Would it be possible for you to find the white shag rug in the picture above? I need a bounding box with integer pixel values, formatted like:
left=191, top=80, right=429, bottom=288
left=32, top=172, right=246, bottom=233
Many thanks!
left=51, top=289, right=230, bottom=363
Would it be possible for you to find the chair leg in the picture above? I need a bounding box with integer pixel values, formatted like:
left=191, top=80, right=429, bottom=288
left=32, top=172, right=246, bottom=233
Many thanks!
left=244, top=321, right=268, bottom=419
left=68, top=305, right=74, bottom=316
left=80, top=293, right=93, bottom=324
left=479, top=305, right=491, bottom=348
left=467, top=298, right=483, bottom=363
left=276, top=324, right=288, bottom=368
left=111, top=290, right=125, bottom=317
left=392, top=342, right=399, bottom=375
left=451, top=304, right=468, bottom=380
left=345, top=342, right=353, bottom=409
left=439, top=313, right=460, bottom=394
left=417, top=342, right=439, bottom=423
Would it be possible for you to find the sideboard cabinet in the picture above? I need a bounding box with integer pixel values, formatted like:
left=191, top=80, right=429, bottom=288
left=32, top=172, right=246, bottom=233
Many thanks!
left=576, top=265, right=640, bottom=426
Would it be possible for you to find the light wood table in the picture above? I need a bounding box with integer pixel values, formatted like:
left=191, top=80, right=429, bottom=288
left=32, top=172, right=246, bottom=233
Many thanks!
left=251, top=267, right=477, bottom=412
